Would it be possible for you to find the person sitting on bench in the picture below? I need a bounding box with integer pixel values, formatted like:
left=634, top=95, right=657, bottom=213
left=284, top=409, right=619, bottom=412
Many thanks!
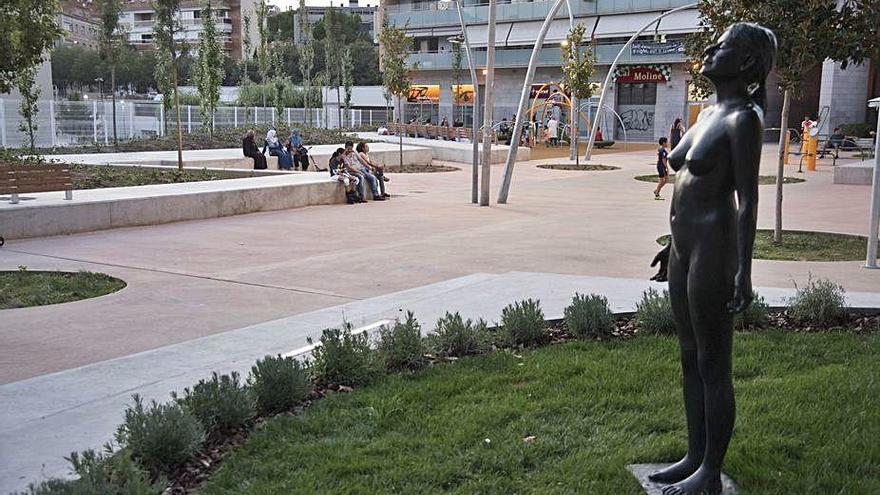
left=242, top=129, right=267, bottom=170
left=288, top=129, right=310, bottom=171
left=262, top=129, right=292, bottom=170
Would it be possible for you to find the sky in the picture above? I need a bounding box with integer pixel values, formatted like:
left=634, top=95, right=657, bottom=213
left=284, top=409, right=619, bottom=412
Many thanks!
left=270, top=0, right=369, bottom=11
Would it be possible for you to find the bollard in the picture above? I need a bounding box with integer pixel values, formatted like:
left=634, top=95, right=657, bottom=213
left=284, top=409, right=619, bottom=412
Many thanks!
left=805, top=136, right=818, bottom=171
left=783, top=131, right=790, bottom=165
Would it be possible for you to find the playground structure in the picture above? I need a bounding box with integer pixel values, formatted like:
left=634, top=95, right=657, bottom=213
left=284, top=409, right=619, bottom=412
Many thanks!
left=523, top=83, right=590, bottom=147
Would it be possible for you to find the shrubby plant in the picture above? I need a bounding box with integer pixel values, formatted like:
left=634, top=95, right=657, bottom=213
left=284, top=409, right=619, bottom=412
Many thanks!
left=310, top=324, right=383, bottom=387
left=114, top=394, right=205, bottom=476
left=787, top=277, right=848, bottom=327
left=173, top=371, right=255, bottom=433
left=634, top=288, right=677, bottom=335
left=500, top=299, right=546, bottom=347
left=734, top=292, right=771, bottom=330
left=428, top=312, right=492, bottom=357
left=376, top=312, right=428, bottom=372
left=248, top=355, right=311, bottom=415
left=564, top=293, right=615, bottom=339
left=12, top=445, right=160, bottom=495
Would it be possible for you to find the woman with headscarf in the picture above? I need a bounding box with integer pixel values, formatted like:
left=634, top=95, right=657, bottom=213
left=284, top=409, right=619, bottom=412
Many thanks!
left=242, top=129, right=267, bottom=170
left=288, top=129, right=309, bottom=171
left=262, top=129, right=292, bottom=170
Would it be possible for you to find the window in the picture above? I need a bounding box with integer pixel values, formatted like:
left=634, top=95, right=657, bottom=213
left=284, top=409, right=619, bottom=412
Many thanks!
left=617, top=83, right=657, bottom=105
left=192, top=10, right=200, bottom=18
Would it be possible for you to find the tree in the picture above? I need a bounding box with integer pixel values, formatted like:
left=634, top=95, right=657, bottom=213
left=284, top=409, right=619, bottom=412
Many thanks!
left=98, top=0, right=123, bottom=146
left=255, top=0, right=269, bottom=106
left=560, top=25, right=596, bottom=167
left=269, top=42, right=288, bottom=125
left=240, top=12, right=253, bottom=124
left=323, top=7, right=344, bottom=128
left=342, top=46, right=353, bottom=127
left=194, top=0, right=225, bottom=134
left=0, top=0, right=62, bottom=94
left=296, top=0, right=315, bottom=126
left=450, top=41, right=464, bottom=124
left=379, top=23, right=415, bottom=168
left=16, top=66, right=40, bottom=153
left=267, top=9, right=294, bottom=41
left=153, top=0, right=185, bottom=169
left=686, top=0, right=880, bottom=243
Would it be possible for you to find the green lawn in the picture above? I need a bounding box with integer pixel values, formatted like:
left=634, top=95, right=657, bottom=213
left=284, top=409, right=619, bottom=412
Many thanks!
left=0, top=270, right=126, bottom=309
left=658, top=230, right=874, bottom=262
left=203, top=332, right=879, bottom=495
left=634, top=174, right=804, bottom=185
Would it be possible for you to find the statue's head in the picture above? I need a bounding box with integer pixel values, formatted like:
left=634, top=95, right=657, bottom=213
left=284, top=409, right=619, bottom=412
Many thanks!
left=701, top=22, right=776, bottom=108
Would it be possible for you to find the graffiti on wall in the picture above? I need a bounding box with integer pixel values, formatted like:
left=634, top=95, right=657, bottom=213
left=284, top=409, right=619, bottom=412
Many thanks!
left=620, top=108, right=655, bottom=132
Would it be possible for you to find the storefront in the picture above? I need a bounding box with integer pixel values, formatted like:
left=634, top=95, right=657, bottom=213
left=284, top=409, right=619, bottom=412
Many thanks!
left=404, top=85, right=440, bottom=124
left=452, top=84, right=475, bottom=127
left=614, top=65, right=671, bottom=141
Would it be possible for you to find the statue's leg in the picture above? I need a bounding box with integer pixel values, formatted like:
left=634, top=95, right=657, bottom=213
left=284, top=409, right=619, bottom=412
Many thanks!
left=649, top=248, right=704, bottom=484
left=662, top=249, right=734, bottom=495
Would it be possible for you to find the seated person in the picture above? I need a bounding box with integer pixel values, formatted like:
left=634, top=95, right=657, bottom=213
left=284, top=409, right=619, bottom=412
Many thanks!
left=329, top=148, right=362, bottom=204
left=242, top=129, right=267, bottom=170
left=288, top=129, right=310, bottom=171
left=262, top=129, right=292, bottom=170
left=342, top=140, right=384, bottom=201
left=356, top=142, right=389, bottom=198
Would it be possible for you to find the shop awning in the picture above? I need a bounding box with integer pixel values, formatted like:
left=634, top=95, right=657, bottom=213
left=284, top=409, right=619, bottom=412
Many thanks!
left=593, top=12, right=664, bottom=38
left=658, top=9, right=701, bottom=35
left=466, top=23, right=513, bottom=47
left=505, top=17, right=597, bottom=46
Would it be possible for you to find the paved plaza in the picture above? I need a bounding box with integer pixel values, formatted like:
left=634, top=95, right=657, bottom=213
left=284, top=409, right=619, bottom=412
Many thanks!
left=1, top=144, right=878, bottom=492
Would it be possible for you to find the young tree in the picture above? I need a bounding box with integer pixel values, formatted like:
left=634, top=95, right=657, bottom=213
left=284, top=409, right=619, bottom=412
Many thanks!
left=15, top=66, right=40, bottom=153
left=379, top=23, right=414, bottom=167
left=0, top=0, right=62, bottom=94
left=560, top=25, right=596, bottom=167
left=323, top=7, right=344, bottom=128
left=255, top=0, right=269, bottom=106
left=154, top=48, right=174, bottom=135
left=194, top=0, right=225, bottom=134
left=269, top=43, right=287, bottom=126
left=98, top=0, right=122, bottom=146
left=296, top=0, right=315, bottom=126
left=450, top=41, right=463, bottom=124
left=240, top=12, right=253, bottom=124
left=153, top=0, right=185, bottom=169
left=686, top=0, right=880, bottom=243
left=342, top=46, right=354, bottom=128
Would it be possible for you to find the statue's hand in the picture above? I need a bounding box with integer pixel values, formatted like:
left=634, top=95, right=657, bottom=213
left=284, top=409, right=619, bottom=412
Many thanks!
left=728, top=273, right=753, bottom=314
left=649, top=244, right=671, bottom=282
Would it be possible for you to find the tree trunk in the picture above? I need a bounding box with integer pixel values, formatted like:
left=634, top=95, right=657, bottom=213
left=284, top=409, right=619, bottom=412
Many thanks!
left=397, top=95, right=403, bottom=168
left=774, top=89, right=790, bottom=243
left=575, top=134, right=579, bottom=167
left=336, top=86, right=342, bottom=129
left=111, top=65, right=118, bottom=147
left=479, top=0, right=497, bottom=206
left=173, top=66, right=183, bottom=171
left=569, top=95, right=578, bottom=161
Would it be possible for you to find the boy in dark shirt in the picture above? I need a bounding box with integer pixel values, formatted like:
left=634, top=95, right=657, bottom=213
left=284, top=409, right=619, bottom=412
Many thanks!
left=654, top=137, right=669, bottom=200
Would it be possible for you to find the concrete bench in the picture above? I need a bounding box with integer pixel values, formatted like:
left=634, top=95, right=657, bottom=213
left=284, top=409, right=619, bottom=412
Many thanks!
left=1, top=163, right=73, bottom=204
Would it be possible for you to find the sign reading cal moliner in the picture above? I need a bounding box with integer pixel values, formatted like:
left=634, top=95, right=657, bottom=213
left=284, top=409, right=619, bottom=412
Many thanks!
left=616, top=66, right=668, bottom=84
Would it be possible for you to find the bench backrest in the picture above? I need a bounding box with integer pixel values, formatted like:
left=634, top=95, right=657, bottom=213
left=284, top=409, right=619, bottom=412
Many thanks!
left=0, top=163, right=73, bottom=195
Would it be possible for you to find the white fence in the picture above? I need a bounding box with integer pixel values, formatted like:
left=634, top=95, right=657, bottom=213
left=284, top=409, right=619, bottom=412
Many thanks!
left=0, top=99, right=392, bottom=148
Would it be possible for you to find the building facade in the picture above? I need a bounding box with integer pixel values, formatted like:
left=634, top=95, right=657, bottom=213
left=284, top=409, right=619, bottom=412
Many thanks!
left=293, top=1, right=378, bottom=44
left=380, top=0, right=877, bottom=142
left=118, top=0, right=256, bottom=60
left=57, top=0, right=102, bottom=50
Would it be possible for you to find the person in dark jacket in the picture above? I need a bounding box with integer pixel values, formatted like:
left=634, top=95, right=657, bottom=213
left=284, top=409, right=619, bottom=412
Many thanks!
left=242, top=129, right=267, bottom=169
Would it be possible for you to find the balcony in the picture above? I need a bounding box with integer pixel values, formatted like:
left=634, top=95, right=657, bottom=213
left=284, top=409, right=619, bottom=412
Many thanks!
left=386, top=0, right=693, bottom=28
left=407, top=42, right=686, bottom=70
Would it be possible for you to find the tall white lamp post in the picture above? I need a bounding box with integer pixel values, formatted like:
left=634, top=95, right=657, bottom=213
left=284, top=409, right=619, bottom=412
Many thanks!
left=866, top=96, right=880, bottom=268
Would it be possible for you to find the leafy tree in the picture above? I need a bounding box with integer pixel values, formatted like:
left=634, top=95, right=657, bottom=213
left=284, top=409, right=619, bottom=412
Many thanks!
left=16, top=66, right=40, bottom=153
left=686, top=0, right=880, bottom=243
left=296, top=0, right=316, bottom=126
left=451, top=41, right=464, bottom=124
left=560, top=24, right=596, bottom=166
left=240, top=12, right=253, bottom=122
left=0, top=0, right=63, bottom=94
left=267, top=9, right=294, bottom=41
left=153, top=0, right=185, bottom=169
left=194, top=0, right=225, bottom=134
left=269, top=42, right=289, bottom=125
left=255, top=0, right=269, bottom=90
left=98, top=0, right=123, bottom=145
left=379, top=22, right=415, bottom=167
left=342, top=46, right=354, bottom=127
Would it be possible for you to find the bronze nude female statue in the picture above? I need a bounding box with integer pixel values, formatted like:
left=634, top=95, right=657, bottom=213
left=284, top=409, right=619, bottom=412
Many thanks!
left=648, top=23, right=777, bottom=495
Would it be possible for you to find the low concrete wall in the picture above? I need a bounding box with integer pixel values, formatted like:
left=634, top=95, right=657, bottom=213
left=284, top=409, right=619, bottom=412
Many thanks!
left=833, top=160, right=875, bottom=185
left=360, top=133, right=531, bottom=164
left=0, top=177, right=355, bottom=240
left=149, top=147, right=432, bottom=171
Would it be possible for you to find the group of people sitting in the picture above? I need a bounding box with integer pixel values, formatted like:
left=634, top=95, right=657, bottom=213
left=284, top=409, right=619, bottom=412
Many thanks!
left=328, top=141, right=391, bottom=204
left=241, top=129, right=311, bottom=171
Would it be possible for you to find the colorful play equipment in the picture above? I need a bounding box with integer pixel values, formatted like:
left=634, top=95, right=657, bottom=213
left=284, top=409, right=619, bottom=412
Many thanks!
left=524, top=82, right=591, bottom=146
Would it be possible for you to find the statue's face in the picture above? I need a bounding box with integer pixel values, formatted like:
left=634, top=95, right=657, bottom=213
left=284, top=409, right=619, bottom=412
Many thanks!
left=700, top=30, right=744, bottom=79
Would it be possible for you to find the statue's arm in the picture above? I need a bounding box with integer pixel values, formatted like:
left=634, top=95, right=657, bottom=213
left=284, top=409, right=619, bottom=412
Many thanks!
left=728, top=109, right=761, bottom=313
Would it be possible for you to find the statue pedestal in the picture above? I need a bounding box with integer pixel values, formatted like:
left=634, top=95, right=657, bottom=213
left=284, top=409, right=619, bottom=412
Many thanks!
left=627, top=464, right=738, bottom=494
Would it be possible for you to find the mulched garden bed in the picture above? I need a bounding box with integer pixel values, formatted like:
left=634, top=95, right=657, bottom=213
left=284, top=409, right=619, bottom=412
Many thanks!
left=69, top=164, right=269, bottom=189
left=164, top=309, right=878, bottom=494
left=537, top=164, right=620, bottom=171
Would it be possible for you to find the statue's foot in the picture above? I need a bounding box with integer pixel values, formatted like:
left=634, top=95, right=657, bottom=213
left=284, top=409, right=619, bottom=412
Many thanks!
left=660, top=467, right=722, bottom=495
left=648, top=458, right=700, bottom=484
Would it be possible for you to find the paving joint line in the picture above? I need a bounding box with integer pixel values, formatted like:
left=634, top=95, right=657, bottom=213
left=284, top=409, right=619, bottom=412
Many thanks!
left=2, top=248, right=360, bottom=301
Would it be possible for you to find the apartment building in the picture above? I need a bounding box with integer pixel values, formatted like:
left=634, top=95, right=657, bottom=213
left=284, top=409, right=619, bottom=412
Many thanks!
left=293, top=0, right=378, bottom=43
left=118, top=0, right=257, bottom=60
left=57, top=0, right=102, bottom=50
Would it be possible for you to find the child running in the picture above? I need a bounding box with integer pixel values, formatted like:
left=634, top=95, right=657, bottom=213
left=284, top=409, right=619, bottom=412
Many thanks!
left=654, top=137, right=669, bottom=200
